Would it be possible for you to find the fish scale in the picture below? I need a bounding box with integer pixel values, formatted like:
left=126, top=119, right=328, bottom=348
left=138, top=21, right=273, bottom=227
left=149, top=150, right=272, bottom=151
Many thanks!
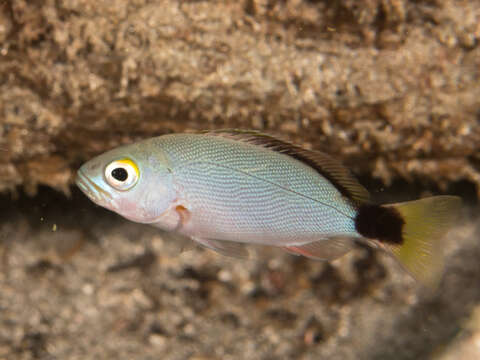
left=156, top=134, right=359, bottom=245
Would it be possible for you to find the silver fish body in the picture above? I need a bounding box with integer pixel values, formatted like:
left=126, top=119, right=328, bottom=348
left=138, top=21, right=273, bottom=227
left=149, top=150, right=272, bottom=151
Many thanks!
left=78, top=133, right=359, bottom=245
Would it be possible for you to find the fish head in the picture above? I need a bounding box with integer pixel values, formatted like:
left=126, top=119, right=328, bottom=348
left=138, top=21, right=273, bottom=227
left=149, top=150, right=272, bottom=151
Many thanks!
left=76, top=142, right=176, bottom=224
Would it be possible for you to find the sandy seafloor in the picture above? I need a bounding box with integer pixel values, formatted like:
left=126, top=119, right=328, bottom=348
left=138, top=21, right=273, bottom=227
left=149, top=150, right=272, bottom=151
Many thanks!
left=0, top=186, right=479, bottom=360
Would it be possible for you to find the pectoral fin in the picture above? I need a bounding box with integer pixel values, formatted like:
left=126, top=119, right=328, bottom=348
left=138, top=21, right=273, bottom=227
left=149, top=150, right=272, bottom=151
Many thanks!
left=191, top=237, right=250, bottom=259
left=283, top=238, right=353, bottom=260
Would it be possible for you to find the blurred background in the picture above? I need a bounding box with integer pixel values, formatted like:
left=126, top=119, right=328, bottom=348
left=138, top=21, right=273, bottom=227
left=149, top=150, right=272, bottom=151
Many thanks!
left=0, top=0, right=479, bottom=359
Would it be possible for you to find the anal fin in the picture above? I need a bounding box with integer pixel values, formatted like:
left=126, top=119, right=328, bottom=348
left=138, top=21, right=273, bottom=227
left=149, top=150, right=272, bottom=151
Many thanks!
left=282, top=238, right=353, bottom=260
left=191, top=237, right=249, bottom=259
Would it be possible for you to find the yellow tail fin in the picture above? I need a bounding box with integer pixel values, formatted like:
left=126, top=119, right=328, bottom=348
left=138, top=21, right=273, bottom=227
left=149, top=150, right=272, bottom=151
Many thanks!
left=383, top=196, right=461, bottom=288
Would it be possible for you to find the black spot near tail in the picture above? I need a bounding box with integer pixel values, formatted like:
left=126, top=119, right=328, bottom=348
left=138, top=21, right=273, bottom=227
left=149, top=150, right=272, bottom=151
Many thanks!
left=354, top=204, right=405, bottom=244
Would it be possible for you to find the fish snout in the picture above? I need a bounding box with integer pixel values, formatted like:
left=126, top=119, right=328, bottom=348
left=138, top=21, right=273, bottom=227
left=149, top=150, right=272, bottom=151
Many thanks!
left=75, top=169, right=111, bottom=204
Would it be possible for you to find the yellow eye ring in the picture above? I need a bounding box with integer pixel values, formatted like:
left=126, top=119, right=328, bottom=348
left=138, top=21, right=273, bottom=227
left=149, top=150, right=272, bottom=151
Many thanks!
left=104, top=159, right=139, bottom=191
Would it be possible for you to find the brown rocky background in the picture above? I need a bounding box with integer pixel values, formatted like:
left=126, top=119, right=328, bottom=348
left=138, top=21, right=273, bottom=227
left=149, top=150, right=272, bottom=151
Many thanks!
left=0, top=0, right=480, bottom=359
left=0, top=0, right=479, bottom=194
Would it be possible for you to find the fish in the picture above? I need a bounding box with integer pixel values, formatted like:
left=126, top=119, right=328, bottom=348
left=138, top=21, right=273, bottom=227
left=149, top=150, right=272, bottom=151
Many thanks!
left=76, top=130, right=461, bottom=287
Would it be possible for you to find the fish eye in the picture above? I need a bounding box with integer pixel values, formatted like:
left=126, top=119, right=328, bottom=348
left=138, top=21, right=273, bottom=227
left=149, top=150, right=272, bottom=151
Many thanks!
left=104, top=159, right=139, bottom=191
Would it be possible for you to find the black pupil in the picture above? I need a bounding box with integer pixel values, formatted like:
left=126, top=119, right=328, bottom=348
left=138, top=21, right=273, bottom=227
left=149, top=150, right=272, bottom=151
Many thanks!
left=111, top=167, right=128, bottom=182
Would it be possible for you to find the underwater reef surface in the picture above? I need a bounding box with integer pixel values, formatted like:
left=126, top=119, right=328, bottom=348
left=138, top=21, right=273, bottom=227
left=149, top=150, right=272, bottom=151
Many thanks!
left=0, top=1, right=479, bottom=359
left=0, top=0, right=479, bottom=194
left=0, top=188, right=478, bottom=360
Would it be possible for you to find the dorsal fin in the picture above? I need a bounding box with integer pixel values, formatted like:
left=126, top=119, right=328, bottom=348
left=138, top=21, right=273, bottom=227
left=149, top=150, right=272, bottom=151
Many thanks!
left=202, top=129, right=370, bottom=205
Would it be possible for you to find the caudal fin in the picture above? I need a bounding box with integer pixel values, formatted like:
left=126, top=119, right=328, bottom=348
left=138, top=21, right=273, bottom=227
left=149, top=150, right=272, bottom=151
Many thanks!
left=383, top=196, right=461, bottom=288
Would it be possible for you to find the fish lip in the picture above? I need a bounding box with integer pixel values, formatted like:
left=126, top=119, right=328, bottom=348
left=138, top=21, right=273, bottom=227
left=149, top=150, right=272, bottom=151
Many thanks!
left=75, top=170, right=100, bottom=203
left=75, top=169, right=112, bottom=203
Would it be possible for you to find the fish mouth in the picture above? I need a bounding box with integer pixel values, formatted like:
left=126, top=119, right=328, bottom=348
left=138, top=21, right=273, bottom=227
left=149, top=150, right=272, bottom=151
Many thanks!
left=75, top=170, right=113, bottom=204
